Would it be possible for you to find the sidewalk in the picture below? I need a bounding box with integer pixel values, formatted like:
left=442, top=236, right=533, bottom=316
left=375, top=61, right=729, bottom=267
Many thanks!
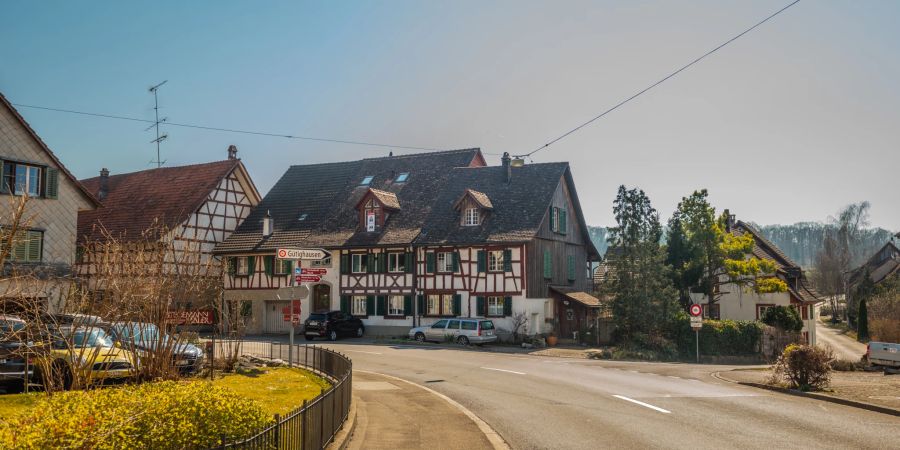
left=346, top=371, right=502, bottom=450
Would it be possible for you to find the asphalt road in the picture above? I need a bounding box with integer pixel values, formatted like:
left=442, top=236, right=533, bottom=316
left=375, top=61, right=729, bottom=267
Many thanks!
left=816, top=320, right=868, bottom=361
left=302, top=340, right=899, bottom=450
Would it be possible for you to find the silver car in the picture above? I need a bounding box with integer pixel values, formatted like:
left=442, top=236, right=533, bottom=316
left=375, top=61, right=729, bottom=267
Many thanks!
left=409, top=318, right=497, bottom=345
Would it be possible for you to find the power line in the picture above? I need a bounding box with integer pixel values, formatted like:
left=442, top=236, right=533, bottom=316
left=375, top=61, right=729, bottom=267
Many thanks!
left=519, top=0, right=801, bottom=158
left=11, top=102, right=444, bottom=152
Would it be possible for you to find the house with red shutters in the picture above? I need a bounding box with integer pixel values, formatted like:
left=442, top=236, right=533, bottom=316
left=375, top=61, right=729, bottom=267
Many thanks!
left=214, top=149, right=601, bottom=337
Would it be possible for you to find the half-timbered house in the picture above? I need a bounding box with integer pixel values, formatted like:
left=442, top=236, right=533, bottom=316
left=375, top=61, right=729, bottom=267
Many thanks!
left=215, top=149, right=601, bottom=337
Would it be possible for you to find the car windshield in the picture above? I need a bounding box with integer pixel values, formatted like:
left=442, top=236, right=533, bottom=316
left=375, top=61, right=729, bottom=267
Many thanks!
left=114, top=323, right=162, bottom=342
left=66, top=328, right=114, bottom=348
left=309, top=314, right=328, bottom=321
left=0, top=320, right=25, bottom=340
left=480, top=321, right=495, bottom=330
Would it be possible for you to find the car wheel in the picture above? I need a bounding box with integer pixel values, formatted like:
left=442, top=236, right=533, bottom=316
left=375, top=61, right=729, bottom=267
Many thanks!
left=457, top=336, right=469, bottom=346
left=305, top=334, right=314, bottom=341
left=329, top=330, right=338, bottom=341
left=356, top=327, right=364, bottom=338
left=414, top=332, right=426, bottom=342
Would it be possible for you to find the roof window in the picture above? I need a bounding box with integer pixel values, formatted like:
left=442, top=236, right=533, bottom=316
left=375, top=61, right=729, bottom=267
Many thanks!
left=395, top=172, right=409, bottom=183
left=360, top=176, right=374, bottom=186
left=298, top=213, right=308, bottom=221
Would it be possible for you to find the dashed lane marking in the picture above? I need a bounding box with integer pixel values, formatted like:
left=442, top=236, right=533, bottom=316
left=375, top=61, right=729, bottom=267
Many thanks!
left=481, top=367, right=526, bottom=375
left=613, top=395, right=672, bottom=414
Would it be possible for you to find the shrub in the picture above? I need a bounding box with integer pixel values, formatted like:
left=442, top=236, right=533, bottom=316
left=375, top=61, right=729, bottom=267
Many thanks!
left=829, top=357, right=865, bottom=372
left=614, top=333, right=678, bottom=361
left=870, top=319, right=900, bottom=343
left=771, top=344, right=833, bottom=391
left=671, top=316, right=763, bottom=358
left=0, top=381, right=270, bottom=449
left=761, top=306, right=803, bottom=332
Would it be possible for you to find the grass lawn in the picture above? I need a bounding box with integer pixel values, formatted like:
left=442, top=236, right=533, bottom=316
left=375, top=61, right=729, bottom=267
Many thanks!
left=0, top=391, right=40, bottom=419
left=214, top=367, right=331, bottom=417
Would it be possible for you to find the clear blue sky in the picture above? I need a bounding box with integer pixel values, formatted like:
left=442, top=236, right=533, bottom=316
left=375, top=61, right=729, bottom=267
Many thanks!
left=2, top=1, right=898, bottom=229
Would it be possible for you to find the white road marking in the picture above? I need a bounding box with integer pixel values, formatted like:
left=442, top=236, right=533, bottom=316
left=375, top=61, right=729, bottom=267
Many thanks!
left=481, top=367, right=526, bottom=375
left=668, top=376, right=681, bottom=379
left=343, top=349, right=383, bottom=355
left=613, top=395, right=672, bottom=414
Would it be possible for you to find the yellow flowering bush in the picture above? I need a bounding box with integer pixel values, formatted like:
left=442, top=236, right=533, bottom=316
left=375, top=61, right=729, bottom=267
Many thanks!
left=0, top=381, right=270, bottom=449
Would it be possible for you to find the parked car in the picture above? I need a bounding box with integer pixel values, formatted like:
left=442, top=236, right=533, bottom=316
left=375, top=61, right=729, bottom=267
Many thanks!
left=105, top=322, right=204, bottom=374
left=39, top=326, right=137, bottom=389
left=867, top=341, right=900, bottom=373
left=0, top=315, right=34, bottom=389
left=409, top=318, right=497, bottom=345
left=304, top=312, right=364, bottom=341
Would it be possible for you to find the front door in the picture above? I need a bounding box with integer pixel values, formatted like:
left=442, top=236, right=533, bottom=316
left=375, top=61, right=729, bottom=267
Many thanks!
left=313, top=284, right=331, bottom=312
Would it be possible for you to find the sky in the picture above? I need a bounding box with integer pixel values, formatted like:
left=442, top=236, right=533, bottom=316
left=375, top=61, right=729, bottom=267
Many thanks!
left=1, top=1, right=898, bottom=229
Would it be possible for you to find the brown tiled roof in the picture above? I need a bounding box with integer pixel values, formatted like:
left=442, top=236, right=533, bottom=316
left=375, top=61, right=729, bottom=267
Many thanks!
left=734, top=221, right=800, bottom=271
left=78, top=160, right=240, bottom=244
left=367, top=188, right=401, bottom=210
left=214, top=149, right=484, bottom=253
left=849, top=241, right=900, bottom=286
left=550, top=286, right=605, bottom=308
left=0, top=92, right=100, bottom=207
left=454, top=189, right=493, bottom=210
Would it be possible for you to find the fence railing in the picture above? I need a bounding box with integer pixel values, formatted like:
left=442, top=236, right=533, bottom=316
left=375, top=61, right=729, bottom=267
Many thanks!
left=208, top=340, right=353, bottom=450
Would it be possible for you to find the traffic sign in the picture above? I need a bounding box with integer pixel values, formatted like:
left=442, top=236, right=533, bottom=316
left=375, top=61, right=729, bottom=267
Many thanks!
left=301, top=268, right=327, bottom=275
left=690, top=316, right=702, bottom=329
left=689, top=304, right=703, bottom=317
left=277, top=248, right=330, bottom=261
left=295, top=275, right=322, bottom=283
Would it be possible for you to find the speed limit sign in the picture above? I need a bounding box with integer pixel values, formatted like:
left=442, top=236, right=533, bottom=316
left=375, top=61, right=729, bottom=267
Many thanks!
left=689, top=304, right=703, bottom=317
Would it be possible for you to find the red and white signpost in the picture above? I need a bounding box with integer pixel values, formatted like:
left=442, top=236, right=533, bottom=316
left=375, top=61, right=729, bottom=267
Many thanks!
left=690, top=303, right=703, bottom=363
left=275, top=248, right=330, bottom=366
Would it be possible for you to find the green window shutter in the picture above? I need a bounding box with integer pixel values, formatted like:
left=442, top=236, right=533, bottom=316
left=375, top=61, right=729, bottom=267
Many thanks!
left=404, top=295, right=413, bottom=316
left=379, top=253, right=388, bottom=273
left=377, top=296, right=387, bottom=316
left=0, top=163, right=8, bottom=194
left=366, top=254, right=375, bottom=273
left=560, top=210, right=567, bottom=235
left=476, top=297, right=485, bottom=317
left=366, top=296, right=375, bottom=316
left=26, top=231, right=41, bottom=262
left=425, top=252, right=436, bottom=274
left=44, top=168, right=59, bottom=199
left=247, top=256, right=256, bottom=275
left=263, top=255, right=274, bottom=276
left=340, top=296, right=350, bottom=314
left=12, top=234, right=26, bottom=262
left=452, top=294, right=462, bottom=317
left=283, top=259, right=293, bottom=274
left=405, top=252, right=414, bottom=273
left=451, top=252, right=460, bottom=272
left=543, top=250, right=552, bottom=279
left=476, top=250, right=486, bottom=273
left=503, top=249, right=512, bottom=272
left=340, top=254, right=350, bottom=274
left=417, top=295, right=425, bottom=316
left=567, top=255, right=576, bottom=281
left=503, top=296, right=513, bottom=317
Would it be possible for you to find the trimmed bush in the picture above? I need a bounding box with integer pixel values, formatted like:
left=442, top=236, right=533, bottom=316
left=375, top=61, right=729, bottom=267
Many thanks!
left=771, top=344, right=833, bottom=391
left=671, top=315, right=763, bottom=358
left=761, top=306, right=803, bottom=332
left=614, top=333, right=679, bottom=361
left=0, top=381, right=270, bottom=449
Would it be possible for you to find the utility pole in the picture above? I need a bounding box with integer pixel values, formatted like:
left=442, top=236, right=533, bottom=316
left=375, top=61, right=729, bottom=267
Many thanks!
left=148, top=80, right=168, bottom=168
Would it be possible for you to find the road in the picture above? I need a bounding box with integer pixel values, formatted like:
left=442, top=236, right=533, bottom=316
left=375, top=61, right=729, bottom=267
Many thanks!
left=298, top=340, right=899, bottom=450
left=816, top=320, right=868, bottom=361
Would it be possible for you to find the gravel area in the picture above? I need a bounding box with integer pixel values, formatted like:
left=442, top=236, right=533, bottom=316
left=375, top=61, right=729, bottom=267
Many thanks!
left=721, top=368, right=900, bottom=410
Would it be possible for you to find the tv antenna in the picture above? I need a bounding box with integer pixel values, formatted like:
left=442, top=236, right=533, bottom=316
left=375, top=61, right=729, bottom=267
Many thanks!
left=148, top=80, right=168, bottom=168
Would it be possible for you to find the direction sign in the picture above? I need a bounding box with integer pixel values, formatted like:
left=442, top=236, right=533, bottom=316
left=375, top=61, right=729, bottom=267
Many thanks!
left=301, top=268, right=327, bottom=275
left=689, top=304, right=703, bottom=317
left=277, top=248, right=330, bottom=261
left=295, top=275, right=322, bottom=283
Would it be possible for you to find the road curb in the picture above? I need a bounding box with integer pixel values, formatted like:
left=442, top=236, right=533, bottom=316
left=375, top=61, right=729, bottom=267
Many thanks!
left=356, top=370, right=511, bottom=450
left=325, top=397, right=357, bottom=450
left=713, top=370, right=900, bottom=417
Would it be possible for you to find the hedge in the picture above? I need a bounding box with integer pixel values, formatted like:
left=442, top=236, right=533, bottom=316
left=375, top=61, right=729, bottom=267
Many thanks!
left=0, top=381, right=270, bottom=449
left=671, top=315, right=763, bottom=357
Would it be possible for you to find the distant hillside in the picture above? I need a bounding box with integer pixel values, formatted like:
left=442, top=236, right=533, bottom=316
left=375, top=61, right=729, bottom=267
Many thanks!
left=588, top=223, right=896, bottom=268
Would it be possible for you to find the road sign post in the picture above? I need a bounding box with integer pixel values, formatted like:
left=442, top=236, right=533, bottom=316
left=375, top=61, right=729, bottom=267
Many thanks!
left=689, top=304, right=703, bottom=363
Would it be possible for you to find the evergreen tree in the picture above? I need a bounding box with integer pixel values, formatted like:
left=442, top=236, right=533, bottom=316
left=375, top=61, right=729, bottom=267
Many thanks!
left=606, top=186, right=678, bottom=339
left=858, top=296, right=869, bottom=342
left=665, top=211, right=702, bottom=309
left=855, top=268, right=875, bottom=339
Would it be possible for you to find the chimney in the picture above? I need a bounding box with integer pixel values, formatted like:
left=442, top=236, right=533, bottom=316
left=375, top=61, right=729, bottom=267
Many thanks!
left=501, top=152, right=511, bottom=183
left=98, top=168, right=109, bottom=200
left=262, top=210, right=272, bottom=237
left=724, top=209, right=736, bottom=232
left=227, top=145, right=238, bottom=160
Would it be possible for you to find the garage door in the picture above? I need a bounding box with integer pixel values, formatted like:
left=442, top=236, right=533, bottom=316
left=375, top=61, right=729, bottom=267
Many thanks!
left=265, top=301, right=294, bottom=334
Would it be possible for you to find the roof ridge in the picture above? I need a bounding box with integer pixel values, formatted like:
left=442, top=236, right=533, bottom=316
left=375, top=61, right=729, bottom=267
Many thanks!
left=361, top=148, right=480, bottom=161
left=80, top=159, right=237, bottom=183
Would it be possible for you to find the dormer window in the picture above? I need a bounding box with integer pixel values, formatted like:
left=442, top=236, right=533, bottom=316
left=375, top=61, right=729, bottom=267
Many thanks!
left=465, top=208, right=480, bottom=226
left=360, top=175, right=374, bottom=186
left=356, top=188, right=401, bottom=233
left=395, top=172, right=409, bottom=183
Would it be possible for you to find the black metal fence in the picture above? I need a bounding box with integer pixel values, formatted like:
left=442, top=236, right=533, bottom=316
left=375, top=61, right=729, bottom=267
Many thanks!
left=208, top=341, right=353, bottom=450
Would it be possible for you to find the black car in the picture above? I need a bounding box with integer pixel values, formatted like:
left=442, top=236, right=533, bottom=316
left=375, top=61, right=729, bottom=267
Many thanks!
left=0, top=315, right=33, bottom=390
left=304, top=311, right=364, bottom=341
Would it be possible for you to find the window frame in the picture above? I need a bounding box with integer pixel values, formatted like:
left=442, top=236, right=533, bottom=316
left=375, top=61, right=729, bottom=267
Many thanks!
left=436, top=251, right=454, bottom=273
left=487, top=250, right=504, bottom=272
left=274, top=259, right=292, bottom=275
left=395, top=172, right=409, bottom=183
left=311, top=256, right=331, bottom=268
left=703, top=303, right=721, bottom=320
left=464, top=207, right=480, bottom=226
left=756, top=304, right=777, bottom=320
left=360, top=175, right=374, bottom=186
left=351, top=254, right=367, bottom=274
left=9, top=229, right=43, bottom=263
left=426, top=294, right=455, bottom=317
left=387, top=295, right=405, bottom=317
left=486, top=296, right=505, bottom=317
left=387, top=252, right=405, bottom=273
left=236, top=257, right=249, bottom=276
left=3, top=161, right=44, bottom=197
left=351, top=296, right=368, bottom=317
